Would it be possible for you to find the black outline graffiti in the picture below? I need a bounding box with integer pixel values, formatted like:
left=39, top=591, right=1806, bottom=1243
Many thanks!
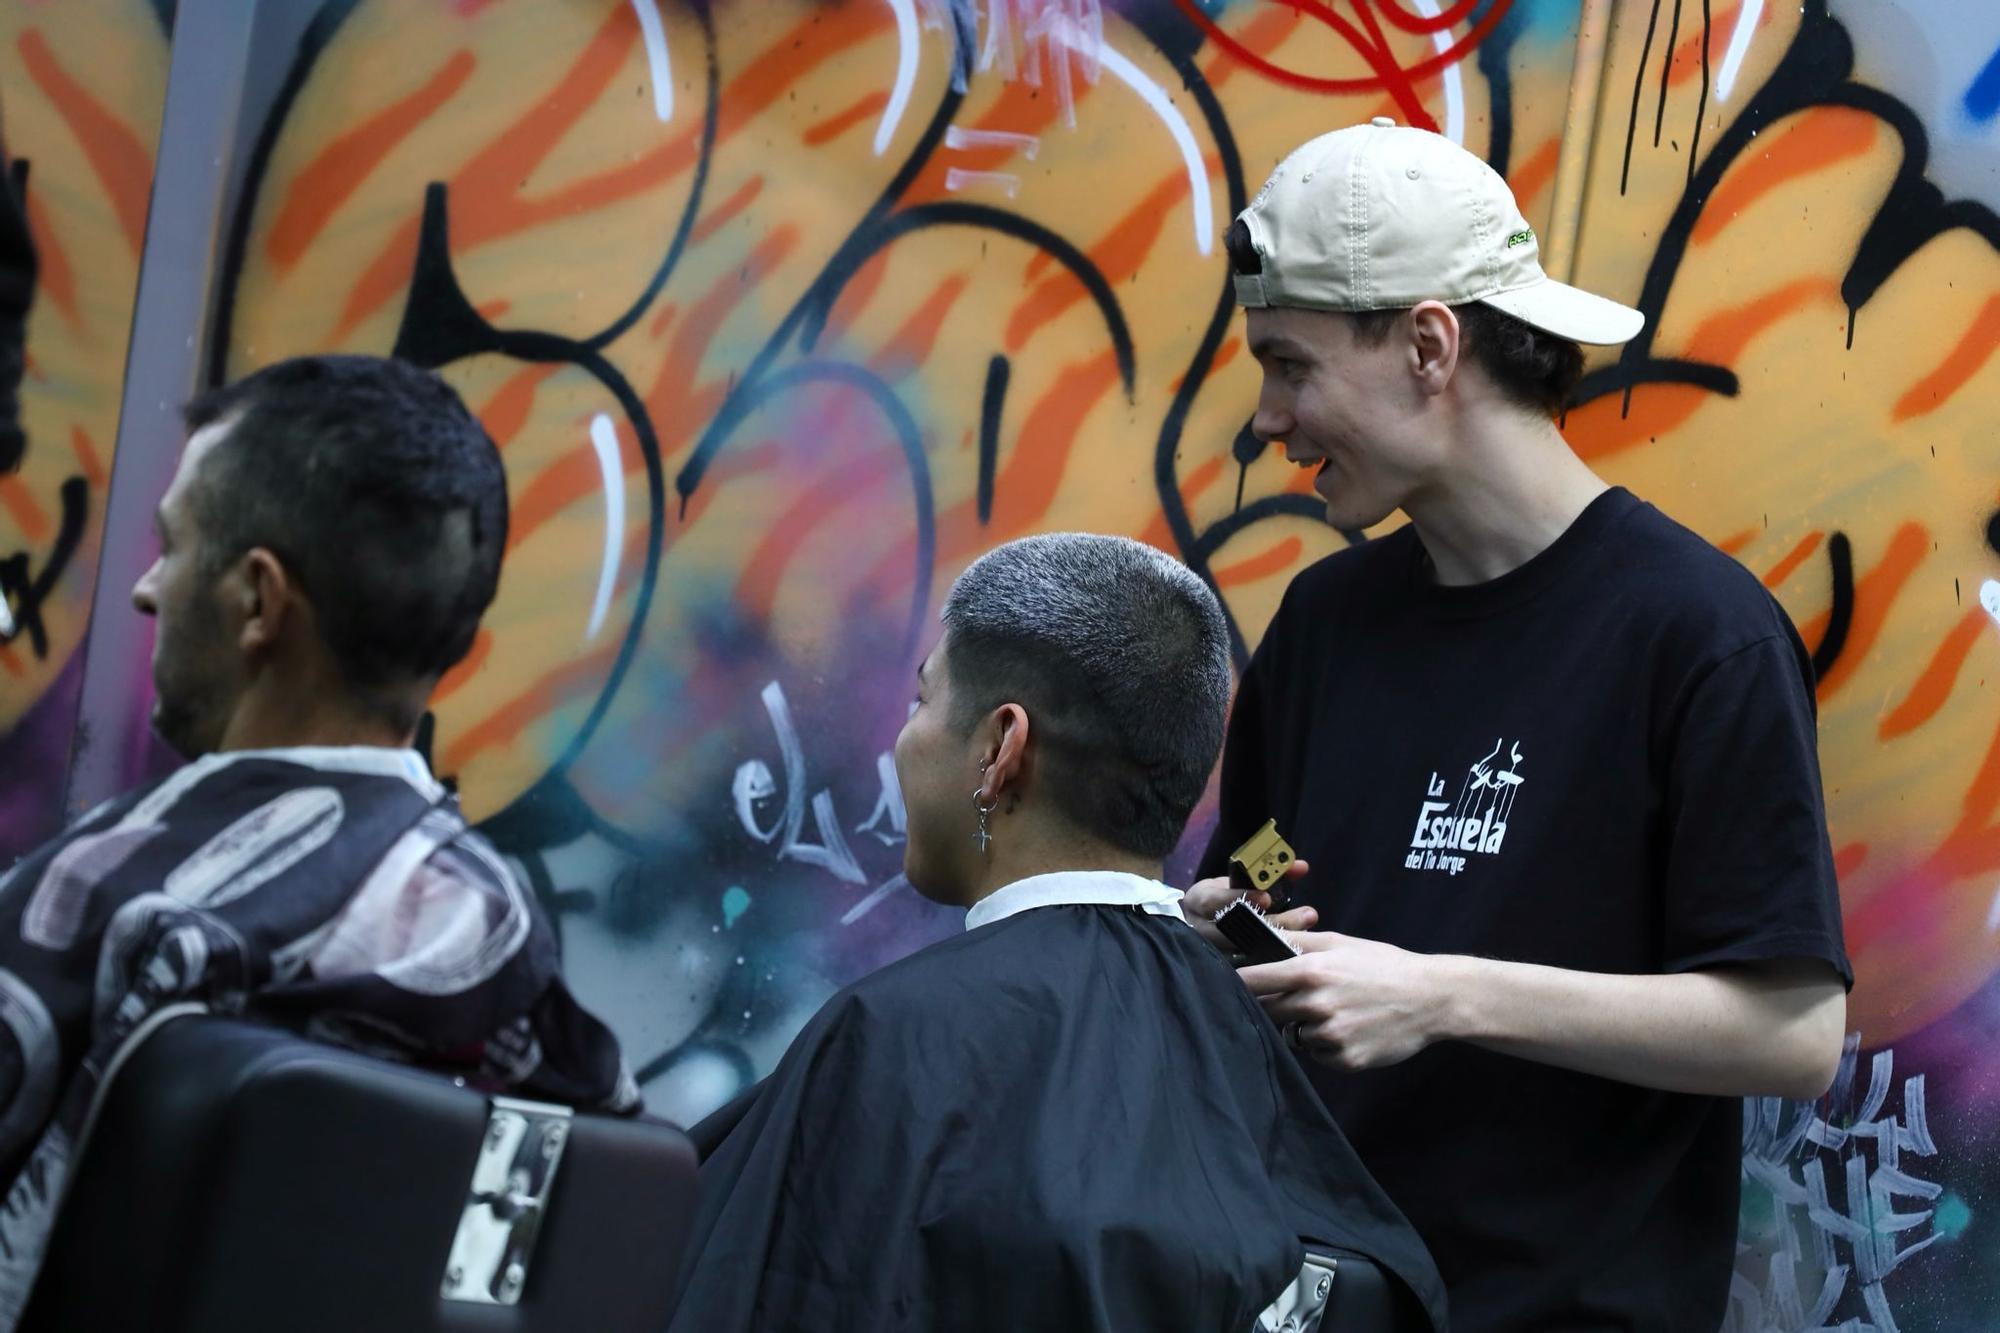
left=976, top=354, right=1007, bottom=524
left=0, top=145, right=77, bottom=637
left=392, top=183, right=669, bottom=778
left=1620, top=0, right=1663, bottom=195
left=206, top=0, right=363, bottom=391
left=1652, top=0, right=1682, bottom=156
left=210, top=1, right=730, bottom=782
left=0, top=478, right=89, bottom=661
left=1579, top=0, right=2000, bottom=679
left=1229, top=418, right=1261, bottom=511
left=1809, top=531, right=1854, bottom=682
left=1471, top=0, right=1527, bottom=179
left=1141, top=29, right=1258, bottom=663
left=1596, top=0, right=2000, bottom=414
left=793, top=202, right=1137, bottom=388
left=1689, top=0, right=1710, bottom=190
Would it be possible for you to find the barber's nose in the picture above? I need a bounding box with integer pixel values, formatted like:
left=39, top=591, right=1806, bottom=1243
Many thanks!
left=1251, top=400, right=1293, bottom=444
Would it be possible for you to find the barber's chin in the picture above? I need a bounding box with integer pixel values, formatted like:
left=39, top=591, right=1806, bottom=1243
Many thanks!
left=1321, top=495, right=1396, bottom=534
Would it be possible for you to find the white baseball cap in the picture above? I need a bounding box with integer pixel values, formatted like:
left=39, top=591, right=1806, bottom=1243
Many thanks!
left=1233, top=118, right=1644, bottom=346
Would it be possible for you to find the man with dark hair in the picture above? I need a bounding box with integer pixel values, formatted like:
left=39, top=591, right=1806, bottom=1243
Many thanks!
left=150, top=355, right=508, bottom=751
left=672, top=534, right=1446, bottom=1333
left=1184, top=120, right=1850, bottom=1331
left=0, top=355, right=635, bottom=1322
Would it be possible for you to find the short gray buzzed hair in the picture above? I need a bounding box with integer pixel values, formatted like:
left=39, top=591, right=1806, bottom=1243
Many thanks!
left=940, top=532, right=1231, bottom=859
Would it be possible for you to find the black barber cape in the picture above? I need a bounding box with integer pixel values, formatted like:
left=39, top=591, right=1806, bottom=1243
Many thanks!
left=668, top=872, right=1446, bottom=1332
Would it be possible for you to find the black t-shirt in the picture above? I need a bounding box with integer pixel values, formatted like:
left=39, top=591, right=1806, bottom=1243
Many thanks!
left=1198, top=487, right=1850, bottom=1333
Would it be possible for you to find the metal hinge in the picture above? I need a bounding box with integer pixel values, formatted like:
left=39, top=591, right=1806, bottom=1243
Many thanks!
left=440, top=1096, right=573, bottom=1305
left=1252, top=1253, right=1338, bottom=1333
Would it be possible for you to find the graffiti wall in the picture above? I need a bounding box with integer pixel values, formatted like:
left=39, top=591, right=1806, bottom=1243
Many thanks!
left=0, top=0, right=168, bottom=850
left=1570, top=2, right=2000, bottom=1326
left=3, top=0, right=1998, bottom=1326
left=201, top=0, right=1587, bottom=1122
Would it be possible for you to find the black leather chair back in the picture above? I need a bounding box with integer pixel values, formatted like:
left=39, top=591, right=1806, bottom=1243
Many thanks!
left=20, top=1014, right=696, bottom=1332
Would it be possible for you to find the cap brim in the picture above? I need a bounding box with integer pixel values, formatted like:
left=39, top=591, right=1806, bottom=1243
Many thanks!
left=1478, top=278, right=1644, bottom=346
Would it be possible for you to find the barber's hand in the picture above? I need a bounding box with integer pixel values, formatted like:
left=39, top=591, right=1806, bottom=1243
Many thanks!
left=1240, top=932, right=1452, bottom=1070
left=1181, top=859, right=1317, bottom=951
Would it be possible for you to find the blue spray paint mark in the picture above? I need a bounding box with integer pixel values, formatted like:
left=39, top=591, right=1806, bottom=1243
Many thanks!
left=1508, top=0, right=1583, bottom=44
left=721, top=885, right=751, bottom=928
left=1964, top=44, right=2000, bottom=124
left=1935, top=1190, right=1973, bottom=1241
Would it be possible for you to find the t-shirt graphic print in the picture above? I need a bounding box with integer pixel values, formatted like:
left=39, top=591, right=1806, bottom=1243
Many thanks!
left=1403, top=737, right=1525, bottom=875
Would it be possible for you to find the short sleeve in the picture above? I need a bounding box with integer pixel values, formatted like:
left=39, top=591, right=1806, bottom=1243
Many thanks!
left=1661, top=633, right=1852, bottom=986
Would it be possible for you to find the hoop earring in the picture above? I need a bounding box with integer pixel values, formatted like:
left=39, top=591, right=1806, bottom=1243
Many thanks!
left=973, top=787, right=1000, bottom=853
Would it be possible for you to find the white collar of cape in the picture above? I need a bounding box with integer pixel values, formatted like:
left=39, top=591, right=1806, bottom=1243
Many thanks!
left=964, top=869, right=1187, bottom=932
left=172, top=746, right=444, bottom=803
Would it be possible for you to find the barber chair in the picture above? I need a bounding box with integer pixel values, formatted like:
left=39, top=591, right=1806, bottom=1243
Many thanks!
left=1256, top=1248, right=1429, bottom=1333
left=19, top=1010, right=698, bottom=1332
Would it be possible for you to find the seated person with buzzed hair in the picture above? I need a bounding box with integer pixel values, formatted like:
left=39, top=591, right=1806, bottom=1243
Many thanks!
left=0, top=355, right=636, bottom=1318
left=669, top=534, right=1445, bottom=1333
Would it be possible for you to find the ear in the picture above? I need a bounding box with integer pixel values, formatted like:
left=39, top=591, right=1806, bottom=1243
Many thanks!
left=978, top=703, right=1031, bottom=801
left=1407, top=301, right=1462, bottom=397
left=233, top=548, right=297, bottom=655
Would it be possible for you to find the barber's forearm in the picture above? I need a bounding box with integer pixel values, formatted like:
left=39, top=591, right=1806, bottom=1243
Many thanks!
left=1431, top=954, right=1846, bottom=1100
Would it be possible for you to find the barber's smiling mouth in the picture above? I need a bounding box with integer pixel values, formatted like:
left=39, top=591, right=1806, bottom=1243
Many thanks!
left=1278, top=445, right=1334, bottom=491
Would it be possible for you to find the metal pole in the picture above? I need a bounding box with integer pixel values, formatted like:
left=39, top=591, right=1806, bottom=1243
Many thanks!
left=58, top=0, right=263, bottom=818
left=1544, top=0, right=1614, bottom=284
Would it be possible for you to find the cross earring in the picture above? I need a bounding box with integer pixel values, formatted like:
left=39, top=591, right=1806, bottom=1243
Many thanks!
left=973, top=786, right=999, bottom=853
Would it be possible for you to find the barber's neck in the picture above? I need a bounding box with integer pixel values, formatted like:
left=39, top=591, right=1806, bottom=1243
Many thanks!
left=213, top=666, right=423, bottom=755
left=1401, top=401, right=1607, bottom=588
left=961, top=815, right=1164, bottom=912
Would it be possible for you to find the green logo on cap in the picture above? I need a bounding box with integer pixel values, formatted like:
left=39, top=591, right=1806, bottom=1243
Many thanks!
left=1507, top=228, right=1535, bottom=248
